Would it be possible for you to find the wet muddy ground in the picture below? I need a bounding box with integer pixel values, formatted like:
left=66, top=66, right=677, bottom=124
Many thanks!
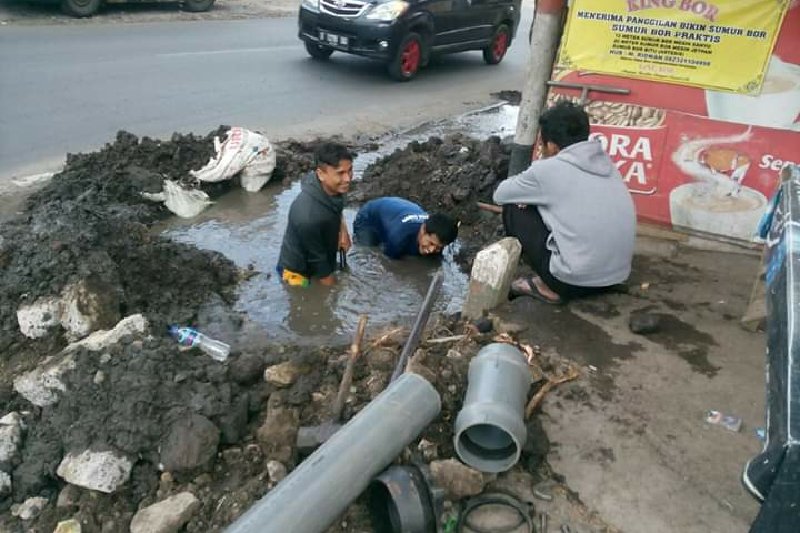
left=0, top=101, right=767, bottom=533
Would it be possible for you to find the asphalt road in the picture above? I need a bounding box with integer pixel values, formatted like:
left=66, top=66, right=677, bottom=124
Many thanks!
left=0, top=11, right=531, bottom=180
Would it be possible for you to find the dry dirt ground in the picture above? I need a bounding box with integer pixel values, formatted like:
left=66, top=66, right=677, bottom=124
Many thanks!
left=0, top=0, right=298, bottom=25
left=500, top=233, right=765, bottom=533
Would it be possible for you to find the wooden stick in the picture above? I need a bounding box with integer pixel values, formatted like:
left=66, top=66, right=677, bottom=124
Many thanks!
left=525, top=366, right=580, bottom=419
left=331, top=315, right=368, bottom=421
left=477, top=202, right=503, bottom=214
left=424, top=334, right=467, bottom=345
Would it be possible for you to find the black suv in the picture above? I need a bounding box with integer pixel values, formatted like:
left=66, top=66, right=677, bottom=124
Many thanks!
left=298, top=0, right=521, bottom=81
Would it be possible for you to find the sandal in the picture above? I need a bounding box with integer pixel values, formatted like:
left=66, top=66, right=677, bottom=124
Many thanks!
left=509, top=276, right=563, bottom=305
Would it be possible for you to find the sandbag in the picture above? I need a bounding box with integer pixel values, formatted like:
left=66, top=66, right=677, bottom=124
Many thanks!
left=191, top=127, right=276, bottom=192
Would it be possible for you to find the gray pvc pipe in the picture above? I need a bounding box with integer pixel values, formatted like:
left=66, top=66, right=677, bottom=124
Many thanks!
left=225, top=372, right=442, bottom=533
left=454, top=343, right=531, bottom=473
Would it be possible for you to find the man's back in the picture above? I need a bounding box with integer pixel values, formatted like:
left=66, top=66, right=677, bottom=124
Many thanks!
left=354, top=197, right=428, bottom=258
left=494, top=140, right=635, bottom=287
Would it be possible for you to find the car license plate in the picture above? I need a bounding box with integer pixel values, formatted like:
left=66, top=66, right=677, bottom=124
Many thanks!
left=319, top=31, right=349, bottom=48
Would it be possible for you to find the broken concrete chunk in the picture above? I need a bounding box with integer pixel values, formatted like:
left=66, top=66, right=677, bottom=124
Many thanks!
left=0, top=471, right=11, bottom=496
left=17, top=297, right=61, bottom=339
left=264, top=361, right=309, bottom=387
left=13, top=355, right=76, bottom=407
left=430, top=459, right=487, bottom=500
left=66, top=314, right=149, bottom=353
left=462, top=237, right=522, bottom=320
left=256, top=405, right=299, bottom=464
left=129, top=492, right=200, bottom=533
left=0, top=416, right=23, bottom=465
left=12, top=496, right=49, bottom=520
left=54, top=519, right=82, bottom=533
left=266, top=460, right=287, bottom=484
left=60, top=278, right=121, bottom=341
left=57, top=449, right=133, bottom=494
left=160, top=414, right=220, bottom=473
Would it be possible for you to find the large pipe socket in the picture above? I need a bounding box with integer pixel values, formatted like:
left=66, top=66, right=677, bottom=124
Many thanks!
left=454, top=343, right=532, bottom=473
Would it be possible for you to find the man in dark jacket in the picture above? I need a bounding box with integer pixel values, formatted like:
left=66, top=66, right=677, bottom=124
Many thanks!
left=277, top=142, right=352, bottom=286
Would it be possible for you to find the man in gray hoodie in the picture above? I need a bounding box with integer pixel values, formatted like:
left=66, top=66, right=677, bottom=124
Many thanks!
left=493, top=101, right=635, bottom=304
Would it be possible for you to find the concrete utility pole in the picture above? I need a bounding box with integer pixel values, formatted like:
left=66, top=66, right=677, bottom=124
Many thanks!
left=509, top=0, right=567, bottom=177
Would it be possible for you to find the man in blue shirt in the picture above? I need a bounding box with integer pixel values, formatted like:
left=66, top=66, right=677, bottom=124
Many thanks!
left=353, top=197, right=458, bottom=258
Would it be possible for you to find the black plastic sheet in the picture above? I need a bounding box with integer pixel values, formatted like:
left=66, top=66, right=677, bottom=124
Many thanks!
left=744, top=164, right=800, bottom=532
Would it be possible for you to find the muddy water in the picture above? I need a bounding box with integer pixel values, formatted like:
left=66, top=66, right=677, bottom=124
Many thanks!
left=161, top=103, right=520, bottom=344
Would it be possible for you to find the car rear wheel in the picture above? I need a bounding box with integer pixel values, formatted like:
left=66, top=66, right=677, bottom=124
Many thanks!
left=183, top=0, right=215, bottom=11
left=388, top=33, right=423, bottom=82
left=305, top=41, right=335, bottom=60
left=61, top=0, right=100, bottom=17
left=483, top=24, right=510, bottom=65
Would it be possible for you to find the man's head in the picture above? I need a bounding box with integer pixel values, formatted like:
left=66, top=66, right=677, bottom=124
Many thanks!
left=418, top=213, right=458, bottom=255
left=538, top=100, right=591, bottom=158
left=314, top=142, right=353, bottom=196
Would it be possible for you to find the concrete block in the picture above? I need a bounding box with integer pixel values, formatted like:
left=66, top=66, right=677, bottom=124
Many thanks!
left=462, top=237, right=521, bottom=320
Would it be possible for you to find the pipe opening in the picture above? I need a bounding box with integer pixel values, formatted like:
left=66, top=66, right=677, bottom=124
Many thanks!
left=367, top=481, right=402, bottom=533
left=458, top=423, right=519, bottom=462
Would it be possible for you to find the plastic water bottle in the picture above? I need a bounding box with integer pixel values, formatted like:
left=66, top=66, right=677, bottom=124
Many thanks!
left=168, top=325, right=230, bottom=362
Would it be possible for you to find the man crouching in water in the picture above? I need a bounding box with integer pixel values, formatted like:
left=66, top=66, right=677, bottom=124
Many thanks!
left=277, top=142, right=353, bottom=287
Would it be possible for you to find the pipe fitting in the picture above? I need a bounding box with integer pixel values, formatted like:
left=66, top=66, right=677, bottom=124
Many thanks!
left=454, top=343, right=531, bottom=473
left=367, top=465, right=442, bottom=533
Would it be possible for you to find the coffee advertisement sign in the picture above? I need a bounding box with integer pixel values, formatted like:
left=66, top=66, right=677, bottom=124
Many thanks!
left=550, top=0, right=800, bottom=243
left=560, top=0, right=791, bottom=94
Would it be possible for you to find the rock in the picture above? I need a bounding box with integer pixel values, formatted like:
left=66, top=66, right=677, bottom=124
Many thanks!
left=65, top=314, right=148, bottom=353
left=93, top=371, right=106, bottom=385
left=494, top=318, right=527, bottom=335
left=160, top=414, right=220, bottom=473
left=12, top=496, right=49, bottom=520
left=129, top=492, right=200, bottom=533
left=218, top=395, right=250, bottom=445
left=264, top=361, right=309, bottom=387
left=57, top=448, right=133, bottom=493
left=13, top=354, right=76, bottom=407
left=54, top=519, right=82, bottom=533
left=266, top=460, right=287, bottom=483
left=57, top=484, right=81, bottom=508
left=0, top=411, right=24, bottom=466
left=417, top=439, right=439, bottom=462
left=256, top=405, right=299, bottom=464
left=229, top=353, right=265, bottom=385
left=629, top=312, right=661, bottom=335
left=17, top=297, right=61, bottom=339
left=473, top=316, right=494, bottom=334
left=59, top=277, right=121, bottom=341
left=0, top=471, right=11, bottom=496
left=462, top=238, right=522, bottom=320
left=429, top=459, right=486, bottom=499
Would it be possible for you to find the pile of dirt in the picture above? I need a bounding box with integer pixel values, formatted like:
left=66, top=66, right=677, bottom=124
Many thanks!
left=2, top=312, right=560, bottom=533
left=350, top=134, right=510, bottom=267
left=0, top=130, right=321, bottom=362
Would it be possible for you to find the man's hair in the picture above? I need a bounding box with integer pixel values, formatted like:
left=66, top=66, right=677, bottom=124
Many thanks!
left=539, top=100, right=591, bottom=150
left=314, top=142, right=353, bottom=168
left=426, top=213, right=459, bottom=246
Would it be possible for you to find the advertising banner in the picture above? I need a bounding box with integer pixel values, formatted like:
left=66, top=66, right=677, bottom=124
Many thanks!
left=549, top=1, right=800, bottom=242
left=560, top=0, right=791, bottom=94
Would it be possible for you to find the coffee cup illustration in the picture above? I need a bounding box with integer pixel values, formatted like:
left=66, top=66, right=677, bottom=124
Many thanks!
left=705, top=55, right=800, bottom=131
left=670, top=130, right=767, bottom=241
